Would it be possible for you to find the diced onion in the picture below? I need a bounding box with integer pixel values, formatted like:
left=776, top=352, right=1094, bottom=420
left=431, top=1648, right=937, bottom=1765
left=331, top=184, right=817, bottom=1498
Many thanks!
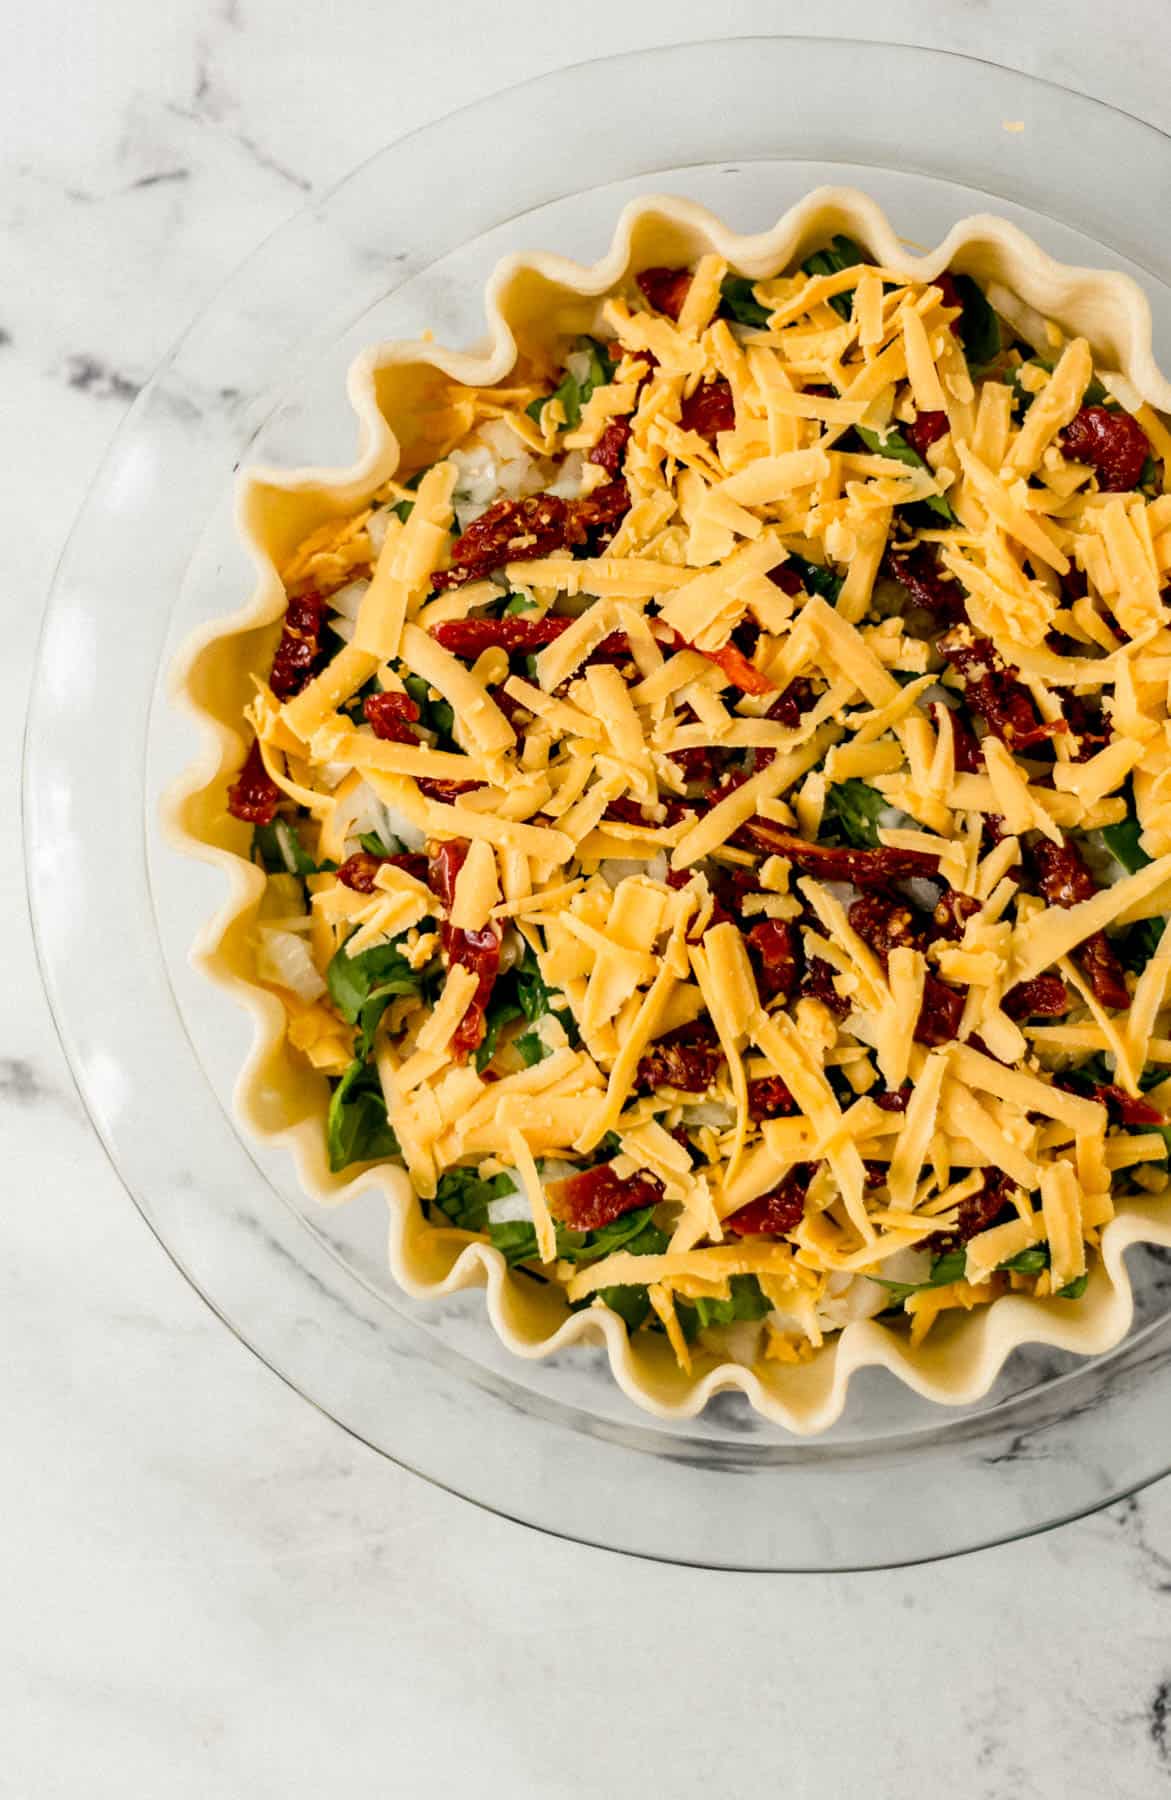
left=255, top=928, right=327, bottom=1002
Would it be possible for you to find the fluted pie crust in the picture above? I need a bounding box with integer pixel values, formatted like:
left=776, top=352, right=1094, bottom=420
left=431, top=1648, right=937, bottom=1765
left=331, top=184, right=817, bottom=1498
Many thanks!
left=167, top=187, right=1171, bottom=1432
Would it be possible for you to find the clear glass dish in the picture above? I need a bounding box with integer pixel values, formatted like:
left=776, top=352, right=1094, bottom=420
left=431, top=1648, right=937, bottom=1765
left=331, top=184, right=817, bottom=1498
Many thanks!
left=25, top=36, right=1171, bottom=1570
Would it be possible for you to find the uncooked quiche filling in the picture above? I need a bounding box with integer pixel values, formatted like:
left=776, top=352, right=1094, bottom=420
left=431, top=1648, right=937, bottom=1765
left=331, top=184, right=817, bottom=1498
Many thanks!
left=225, top=234, right=1171, bottom=1372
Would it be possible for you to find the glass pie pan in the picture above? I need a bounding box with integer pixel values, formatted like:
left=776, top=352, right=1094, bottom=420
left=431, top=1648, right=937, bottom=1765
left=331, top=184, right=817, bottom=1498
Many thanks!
left=24, top=37, right=1171, bottom=1569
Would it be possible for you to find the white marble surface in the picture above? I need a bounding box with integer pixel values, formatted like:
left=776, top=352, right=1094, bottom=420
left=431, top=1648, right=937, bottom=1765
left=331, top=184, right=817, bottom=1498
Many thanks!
left=6, top=3, right=1171, bottom=1794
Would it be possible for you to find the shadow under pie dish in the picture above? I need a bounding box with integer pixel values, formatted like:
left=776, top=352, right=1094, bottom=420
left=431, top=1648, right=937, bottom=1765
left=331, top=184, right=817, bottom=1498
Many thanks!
left=167, top=185, right=1171, bottom=1434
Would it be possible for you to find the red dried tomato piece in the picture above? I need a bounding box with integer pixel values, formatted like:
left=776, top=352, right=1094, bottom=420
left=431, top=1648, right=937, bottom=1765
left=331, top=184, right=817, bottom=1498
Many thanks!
left=938, top=631, right=1060, bottom=752
left=887, top=544, right=969, bottom=625
left=636, top=266, right=692, bottom=321
left=848, top=893, right=925, bottom=961
left=933, top=271, right=962, bottom=319
left=1002, top=975, right=1071, bottom=1021
left=589, top=417, right=632, bottom=474
left=1095, top=1084, right=1165, bottom=1126
left=742, top=822, right=941, bottom=887
left=547, top=1163, right=666, bottom=1233
left=747, top=1076, right=798, bottom=1122
left=1062, top=694, right=1111, bottom=764
left=669, top=745, right=721, bottom=787
left=904, top=410, right=950, bottom=459
left=933, top=1169, right=1016, bottom=1248
left=875, top=1086, right=911, bottom=1112
left=1061, top=405, right=1152, bottom=493
left=702, top=642, right=776, bottom=696
left=635, top=1023, right=724, bottom=1094
left=744, top=920, right=799, bottom=1001
left=337, top=851, right=384, bottom=893
left=433, top=494, right=578, bottom=589
left=448, top=923, right=502, bottom=1062
left=427, top=838, right=470, bottom=910
left=269, top=593, right=327, bottom=700
left=933, top=701, right=984, bottom=774
left=727, top=1164, right=813, bottom=1237
left=766, top=678, right=817, bottom=729
left=799, top=954, right=850, bottom=1018
left=679, top=379, right=735, bottom=440
left=1029, top=839, right=1130, bottom=1010
left=931, top=890, right=981, bottom=941
left=364, top=690, right=422, bottom=741
left=227, top=739, right=282, bottom=825
left=432, top=615, right=572, bottom=657
left=915, top=975, right=965, bottom=1047
left=416, top=777, right=484, bottom=802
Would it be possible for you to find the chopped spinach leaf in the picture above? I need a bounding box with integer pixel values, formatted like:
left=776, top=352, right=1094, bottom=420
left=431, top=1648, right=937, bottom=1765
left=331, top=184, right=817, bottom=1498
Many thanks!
left=514, top=1030, right=548, bottom=1067
left=393, top=498, right=414, bottom=524
left=856, top=423, right=955, bottom=521
left=952, top=274, right=1000, bottom=367
left=402, top=673, right=456, bottom=748
left=785, top=553, right=844, bottom=603
left=801, top=234, right=869, bottom=320
left=999, top=1245, right=1050, bottom=1275
left=1102, top=792, right=1152, bottom=874
left=251, top=818, right=320, bottom=877
left=525, top=337, right=616, bottom=429
left=1057, top=1273, right=1089, bottom=1300
left=719, top=273, right=771, bottom=329
left=358, top=830, right=402, bottom=858
left=474, top=990, right=525, bottom=1073
left=432, top=1168, right=516, bottom=1233
left=327, top=1057, right=401, bottom=1172
left=503, top=593, right=538, bottom=614
left=327, top=933, right=430, bottom=1057
left=823, top=779, right=888, bottom=849
left=688, top=1274, right=771, bottom=1331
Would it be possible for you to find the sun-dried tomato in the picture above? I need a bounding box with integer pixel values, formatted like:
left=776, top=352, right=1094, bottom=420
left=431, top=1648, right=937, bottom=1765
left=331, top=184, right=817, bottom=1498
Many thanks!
left=931, top=890, right=981, bottom=941
left=227, top=739, right=283, bottom=825
left=1028, top=839, right=1130, bottom=1009
left=1094, top=1084, right=1166, bottom=1126
left=932, top=1169, right=1016, bottom=1248
left=916, top=975, right=965, bottom=1046
left=766, top=678, right=817, bottom=729
left=364, top=690, right=422, bottom=741
left=747, top=1076, right=798, bottom=1121
left=635, top=1023, right=724, bottom=1094
left=431, top=495, right=578, bottom=589
left=573, top=479, right=633, bottom=532
left=488, top=684, right=530, bottom=731
left=799, top=954, right=849, bottom=1018
left=269, top=592, right=327, bottom=700
left=432, top=615, right=571, bottom=656
left=636, top=266, right=692, bottom=321
left=589, top=417, right=632, bottom=474
left=848, top=892, right=926, bottom=960
left=449, top=922, right=502, bottom=1062
left=337, top=851, right=384, bottom=893
left=742, top=821, right=942, bottom=886
left=1061, top=693, right=1111, bottom=764
left=547, top=1163, right=666, bottom=1233
left=679, top=378, right=735, bottom=439
left=1002, top=974, right=1071, bottom=1020
left=727, top=1164, right=813, bottom=1237
left=875, top=1086, right=911, bottom=1112
left=1061, top=405, right=1152, bottom=493
left=744, top=919, right=799, bottom=1001
left=887, top=545, right=969, bottom=625
left=668, top=744, right=721, bottom=787
left=938, top=631, right=1061, bottom=752
left=416, top=777, right=484, bottom=802
left=934, top=702, right=984, bottom=774
left=699, top=641, right=775, bottom=696
left=933, top=271, right=961, bottom=317
left=427, top=838, right=469, bottom=910
left=904, top=410, right=950, bottom=459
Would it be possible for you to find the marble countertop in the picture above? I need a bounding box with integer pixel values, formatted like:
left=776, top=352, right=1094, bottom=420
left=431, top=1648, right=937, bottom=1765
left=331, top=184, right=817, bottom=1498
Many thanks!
left=7, top=3, right=1171, bottom=1793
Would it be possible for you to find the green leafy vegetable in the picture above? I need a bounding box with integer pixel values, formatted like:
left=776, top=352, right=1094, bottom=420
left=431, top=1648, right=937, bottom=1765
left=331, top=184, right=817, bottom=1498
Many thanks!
left=393, top=498, right=414, bottom=523
left=1057, top=1273, right=1089, bottom=1300
left=785, top=553, right=844, bottom=603
left=251, top=818, right=321, bottom=876
left=526, top=338, right=616, bottom=429
left=856, top=424, right=955, bottom=521
left=402, top=673, right=456, bottom=748
left=474, top=990, right=525, bottom=1073
left=687, top=1274, right=771, bottom=1331
left=503, top=593, right=538, bottom=614
left=823, top=779, right=887, bottom=849
left=719, top=273, right=771, bottom=328
left=801, top=235, right=868, bottom=320
left=358, top=830, right=402, bottom=858
left=999, top=1245, right=1050, bottom=1275
left=1101, top=792, right=1152, bottom=874
left=327, top=1058, right=401, bottom=1172
left=869, top=1245, right=967, bottom=1305
left=514, top=1030, right=548, bottom=1067
left=1140, top=454, right=1160, bottom=494
left=952, top=274, right=1000, bottom=367
left=327, top=933, right=431, bottom=1058
left=431, top=1168, right=516, bottom=1232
